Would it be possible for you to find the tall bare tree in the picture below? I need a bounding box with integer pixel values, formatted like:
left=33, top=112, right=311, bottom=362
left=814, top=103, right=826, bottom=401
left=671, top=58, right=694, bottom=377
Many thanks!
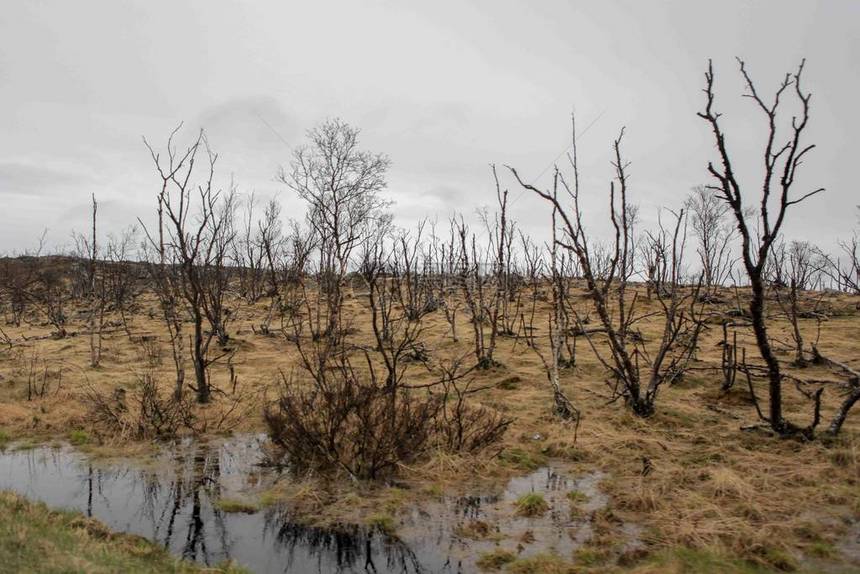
left=509, top=119, right=701, bottom=417
left=699, top=58, right=824, bottom=436
left=142, top=127, right=235, bottom=404
left=280, top=118, right=391, bottom=347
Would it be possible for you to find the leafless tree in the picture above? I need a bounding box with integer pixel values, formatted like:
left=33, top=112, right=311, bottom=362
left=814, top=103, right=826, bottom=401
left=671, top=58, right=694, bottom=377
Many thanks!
left=834, top=234, right=860, bottom=295
left=75, top=194, right=106, bottom=366
left=431, top=355, right=512, bottom=453
left=699, top=58, right=824, bottom=436
left=254, top=199, right=289, bottom=335
left=720, top=322, right=742, bottom=392
left=265, top=361, right=442, bottom=481
left=142, top=126, right=235, bottom=404
left=767, top=240, right=827, bottom=365
left=509, top=118, right=703, bottom=417
left=359, top=232, right=428, bottom=390
left=279, top=118, right=391, bottom=347
left=393, top=223, right=438, bottom=322
left=200, top=189, right=238, bottom=347
left=484, top=166, right=517, bottom=338
left=530, top=204, right=579, bottom=423
left=0, top=231, right=47, bottom=327
left=514, top=232, right=546, bottom=351
left=455, top=217, right=499, bottom=369
left=640, top=222, right=671, bottom=300
left=73, top=196, right=141, bottom=364
left=684, top=185, right=736, bottom=290
left=810, top=347, right=860, bottom=436
left=841, top=207, right=860, bottom=294
left=29, top=261, right=72, bottom=339
left=437, top=220, right=463, bottom=342
left=233, top=192, right=268, bottom=303
left=103, top=226, right=141, bottom=338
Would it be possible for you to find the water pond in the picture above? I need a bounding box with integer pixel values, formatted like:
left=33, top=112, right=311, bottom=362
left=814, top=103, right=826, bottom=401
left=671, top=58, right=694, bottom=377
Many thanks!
left=0, top=435, right=632, bottom=573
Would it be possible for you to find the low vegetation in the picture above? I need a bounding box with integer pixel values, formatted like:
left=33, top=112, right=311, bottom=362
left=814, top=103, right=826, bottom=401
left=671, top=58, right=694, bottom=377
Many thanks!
left=477, top=548, right=517, bottom=570
left=365, top=512, right=397, bottom=535
left=0, top=491, right=244, bottom=573
left=213, top=497, right=259, bottom=514
left=515, top=493, right=550, bottom=517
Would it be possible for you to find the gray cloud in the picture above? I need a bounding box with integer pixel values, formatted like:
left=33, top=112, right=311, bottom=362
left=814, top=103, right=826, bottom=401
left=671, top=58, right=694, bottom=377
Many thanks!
left=196, top=97, right=300, bottom=153
left=0, top=161, right=100, bottom=197
left=0, top=0, right=857, bottom=255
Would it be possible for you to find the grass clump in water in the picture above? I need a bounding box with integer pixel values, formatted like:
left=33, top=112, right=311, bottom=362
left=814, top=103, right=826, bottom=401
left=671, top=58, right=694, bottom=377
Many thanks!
left=69, top=429, right=90, bottom=446
left=500, top=448, right=547, bottom=471
left=475, top=548, right=516, bottom=570
left=12, top=439, right=39, bottom=451
left=515, top=492, right=549, bottom=516
left=567, top=489, right=588, bottom=518
left=214, top=497, right=260, bottom=514
left=366, top=512, right=396, bottom=535
left=566, top=489, right=587, bottom=503
left=805, top=540, right=836, bottom=558
left=423, top=482, right=445, bottom=497
left=574, top=546, right=608, bottom=566
left=454, top=519, right=493, bottom=540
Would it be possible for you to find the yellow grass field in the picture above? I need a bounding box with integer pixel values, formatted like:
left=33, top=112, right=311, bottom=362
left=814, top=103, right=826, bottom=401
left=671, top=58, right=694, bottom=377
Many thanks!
left=1, top=276, right=859, bottom=573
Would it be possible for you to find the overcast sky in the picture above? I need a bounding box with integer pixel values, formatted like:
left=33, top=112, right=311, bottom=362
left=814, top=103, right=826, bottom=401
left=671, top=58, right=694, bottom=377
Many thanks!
left=1, top=0, right=857, bottom=255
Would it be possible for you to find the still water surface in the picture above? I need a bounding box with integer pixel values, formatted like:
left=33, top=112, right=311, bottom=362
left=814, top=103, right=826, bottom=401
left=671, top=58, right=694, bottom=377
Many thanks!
left=0, top=435, right=613, bottom=573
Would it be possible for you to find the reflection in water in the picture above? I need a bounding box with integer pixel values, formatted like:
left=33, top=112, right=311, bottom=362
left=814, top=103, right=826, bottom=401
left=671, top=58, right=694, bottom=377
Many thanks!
left=0, top=437, right=634, bottom=573
left=454, top=495, right=498, bottom=519
left=0, top=437, right=458, bottom=573
left=266, top=512, right=433, bottom=574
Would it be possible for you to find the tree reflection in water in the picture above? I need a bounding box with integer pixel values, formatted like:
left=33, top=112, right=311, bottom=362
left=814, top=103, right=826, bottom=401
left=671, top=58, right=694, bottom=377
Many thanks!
left=0, top=437, right=465, bottom=573
left=264, top=507, right=437, bottom=573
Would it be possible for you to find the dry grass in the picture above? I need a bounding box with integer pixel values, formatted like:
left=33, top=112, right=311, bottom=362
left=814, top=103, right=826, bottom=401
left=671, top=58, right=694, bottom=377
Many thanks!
left=476, top=548, right=517, bottom=570
left=515, top=493, right=550, bottom=517
left=1, top=282, right=859, bottom=571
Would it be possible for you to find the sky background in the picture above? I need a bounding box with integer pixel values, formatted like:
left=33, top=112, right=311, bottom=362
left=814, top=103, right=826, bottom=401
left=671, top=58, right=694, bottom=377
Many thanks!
left=1, top=0, right=857, bottom=256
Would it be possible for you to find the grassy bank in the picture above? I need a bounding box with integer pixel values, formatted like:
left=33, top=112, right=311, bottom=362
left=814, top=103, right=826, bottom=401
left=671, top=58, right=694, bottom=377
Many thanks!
left=0, top=491, right=245, bottom=574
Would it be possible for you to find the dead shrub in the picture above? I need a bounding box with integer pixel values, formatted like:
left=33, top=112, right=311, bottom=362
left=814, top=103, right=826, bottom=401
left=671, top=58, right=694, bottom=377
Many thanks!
left=264, top=367, right=442, bottom=480
left=264, top=360, right=511, bottom=480
left=135, top=335, right=163, bottom=368
left=186, top=386, right=262, bottom=435
left=434, top=372, right=512, bottom=454
left=84, top=373, right=193, bottom=440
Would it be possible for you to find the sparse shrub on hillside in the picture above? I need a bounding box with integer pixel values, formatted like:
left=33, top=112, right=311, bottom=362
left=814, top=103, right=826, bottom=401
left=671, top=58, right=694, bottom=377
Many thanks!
left=433, top=357, right=512, bottom=453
